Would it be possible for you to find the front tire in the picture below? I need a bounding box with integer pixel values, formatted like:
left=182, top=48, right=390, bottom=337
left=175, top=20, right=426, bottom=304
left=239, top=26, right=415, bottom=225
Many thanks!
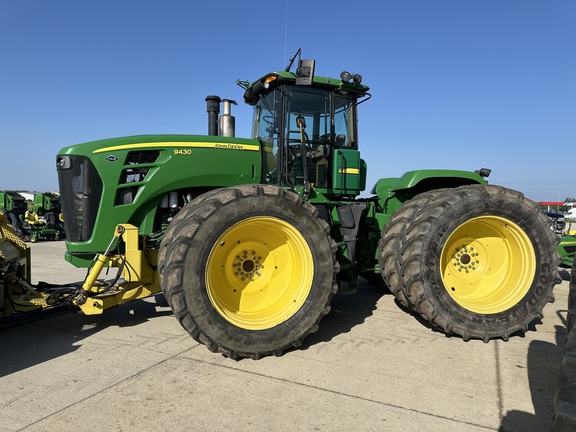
left=380, top=184, right=560, bottom=341
left=159, top=185, right=338, bottom=359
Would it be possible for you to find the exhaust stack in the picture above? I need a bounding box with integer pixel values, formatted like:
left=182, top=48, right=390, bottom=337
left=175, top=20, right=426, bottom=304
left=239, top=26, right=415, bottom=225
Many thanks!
left=219, top=99, right=237, bottom=137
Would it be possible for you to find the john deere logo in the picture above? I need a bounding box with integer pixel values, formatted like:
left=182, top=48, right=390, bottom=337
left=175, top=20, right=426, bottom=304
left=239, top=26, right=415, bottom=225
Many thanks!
left=105, top=155, right=118, bottom=162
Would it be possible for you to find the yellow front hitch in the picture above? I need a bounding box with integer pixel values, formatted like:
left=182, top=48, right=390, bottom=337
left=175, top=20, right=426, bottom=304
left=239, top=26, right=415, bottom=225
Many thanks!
left=74, top=224, right=160, bottom=315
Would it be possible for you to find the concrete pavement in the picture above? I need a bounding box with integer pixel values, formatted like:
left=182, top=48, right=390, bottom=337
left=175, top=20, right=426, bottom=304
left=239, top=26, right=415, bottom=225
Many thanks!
left=0, top=240, right=570, bottom=431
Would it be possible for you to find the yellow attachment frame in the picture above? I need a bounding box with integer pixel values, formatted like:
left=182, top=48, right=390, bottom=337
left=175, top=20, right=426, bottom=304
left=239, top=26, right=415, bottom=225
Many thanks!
left=0, top=213, right=30, bottom=281
left=75, top=224, right=160, bottom=315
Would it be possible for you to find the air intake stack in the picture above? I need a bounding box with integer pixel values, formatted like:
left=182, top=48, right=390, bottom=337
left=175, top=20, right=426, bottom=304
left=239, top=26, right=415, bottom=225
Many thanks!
left=205, top=96, right=236, bottom=137
left=205, top=95, right=221, bottom=136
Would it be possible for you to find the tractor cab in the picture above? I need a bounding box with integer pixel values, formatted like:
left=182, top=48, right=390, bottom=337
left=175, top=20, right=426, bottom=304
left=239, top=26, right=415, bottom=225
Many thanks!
left=242, top=56, right=370, bottom=197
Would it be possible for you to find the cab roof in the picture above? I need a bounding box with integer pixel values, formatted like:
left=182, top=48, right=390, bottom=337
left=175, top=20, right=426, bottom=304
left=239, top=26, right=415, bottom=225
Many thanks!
left=243, top=70, right=370, bottom=106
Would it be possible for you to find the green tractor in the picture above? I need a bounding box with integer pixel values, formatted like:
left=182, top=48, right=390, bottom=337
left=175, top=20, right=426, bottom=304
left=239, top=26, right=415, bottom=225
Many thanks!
left=2, top=54, right=561, bottom=359
left=558, top=234, right=576, bottom=268
left=26, top=192, right=65, bottom=242
left=33, top=192, right=61, bottom=216
left=0, top=191, right=65, bottom=242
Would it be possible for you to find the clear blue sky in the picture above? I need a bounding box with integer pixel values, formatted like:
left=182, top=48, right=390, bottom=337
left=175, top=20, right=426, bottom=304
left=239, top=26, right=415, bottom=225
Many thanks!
left=1, top=1, right=574, bottom=203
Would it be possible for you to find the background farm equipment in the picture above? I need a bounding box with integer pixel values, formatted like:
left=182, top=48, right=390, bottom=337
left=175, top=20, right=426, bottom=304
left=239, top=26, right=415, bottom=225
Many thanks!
left=27, top=192, right=65, bottom=242
left=0, top=191, right=65, bottom=242
left=558, top=234, right=576, bottom=268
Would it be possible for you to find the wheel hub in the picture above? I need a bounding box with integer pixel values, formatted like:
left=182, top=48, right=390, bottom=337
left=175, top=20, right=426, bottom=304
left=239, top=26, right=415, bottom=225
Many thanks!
left=233, top=250, right=264, bottom=282
left=451, top=245, right=480, bottom=273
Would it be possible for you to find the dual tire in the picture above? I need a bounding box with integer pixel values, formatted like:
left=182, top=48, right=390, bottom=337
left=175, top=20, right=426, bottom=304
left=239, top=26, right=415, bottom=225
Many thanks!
left=379, top=184, right=560, bottom=341
left=158, top=185, right=338, bottom=360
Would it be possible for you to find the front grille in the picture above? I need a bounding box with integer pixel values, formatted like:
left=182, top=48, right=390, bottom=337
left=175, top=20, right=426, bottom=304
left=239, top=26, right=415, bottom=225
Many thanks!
left=56, top=155, right=103, bottom=242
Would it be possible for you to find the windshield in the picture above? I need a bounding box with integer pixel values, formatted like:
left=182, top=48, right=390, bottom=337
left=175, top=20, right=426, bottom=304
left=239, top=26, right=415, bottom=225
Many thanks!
left=282, top=87, right=356, bottom=148
left=252, top=85, right=357, bottom=187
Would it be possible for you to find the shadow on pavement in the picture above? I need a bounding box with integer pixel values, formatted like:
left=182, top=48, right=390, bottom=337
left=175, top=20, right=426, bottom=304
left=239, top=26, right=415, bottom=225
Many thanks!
left=499, top=321, right=567, bottom=432
left=0, top=293, right=172, bottom=378
left=299, top=279, right=384, bottom=350
left=500, top=267, right=573, bottom=431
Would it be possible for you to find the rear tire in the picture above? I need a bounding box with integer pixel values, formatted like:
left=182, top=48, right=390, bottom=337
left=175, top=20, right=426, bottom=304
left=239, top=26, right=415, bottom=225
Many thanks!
left=159, top=185, right=339, bottom=359
left=380, top=184, right=560, bottom=341
left=379, top=190, right=443, bottom=310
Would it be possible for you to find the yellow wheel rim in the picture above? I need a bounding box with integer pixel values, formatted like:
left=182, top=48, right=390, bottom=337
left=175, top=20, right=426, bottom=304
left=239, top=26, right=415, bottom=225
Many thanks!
left=206, top=216, right=313, bottom=330
left=440, top=216, right=536, bottom=314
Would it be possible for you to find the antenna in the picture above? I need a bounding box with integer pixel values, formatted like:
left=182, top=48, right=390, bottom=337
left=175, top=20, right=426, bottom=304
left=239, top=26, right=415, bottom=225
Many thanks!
left=284, top=0, right=288, bottom=64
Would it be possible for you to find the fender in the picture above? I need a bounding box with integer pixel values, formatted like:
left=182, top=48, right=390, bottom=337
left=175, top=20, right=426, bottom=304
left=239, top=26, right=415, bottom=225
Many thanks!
left=372, top=169, right=487, bottom=215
